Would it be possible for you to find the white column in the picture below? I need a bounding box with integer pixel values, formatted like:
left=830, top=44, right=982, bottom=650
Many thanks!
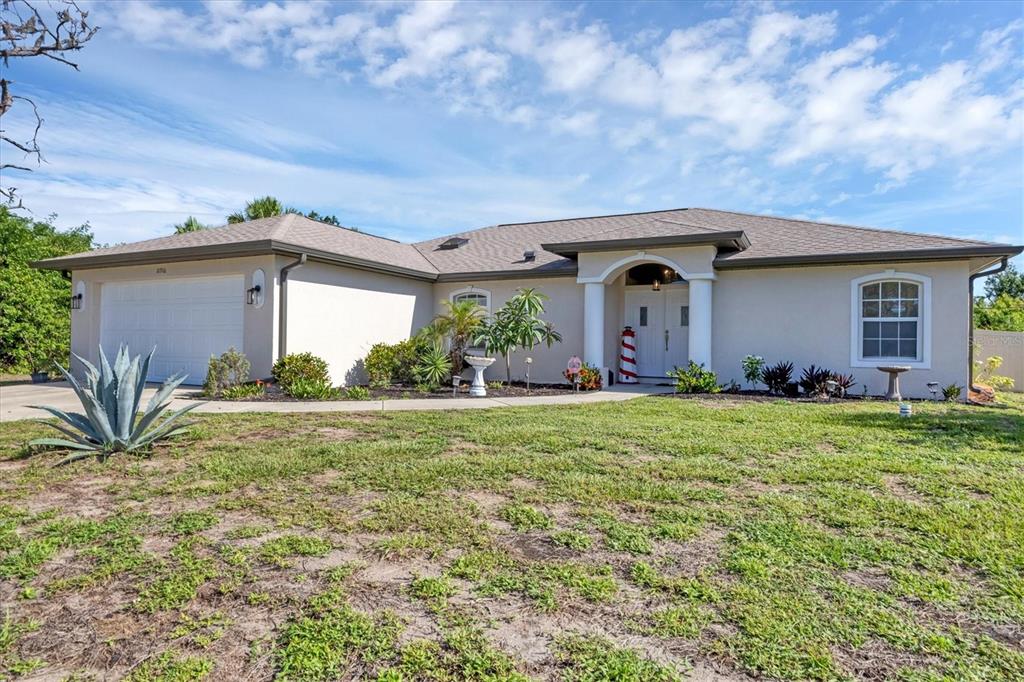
left=583, top=282, right=605, bottom=370
left=688, top=277, right=713, bottom=369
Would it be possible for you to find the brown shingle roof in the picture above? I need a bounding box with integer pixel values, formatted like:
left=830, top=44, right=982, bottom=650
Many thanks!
left=414, top=208, right=1018, bottom=276
left=37, top=214, right=439, bottom=277
left=37, top=208, right=1020, bottom=277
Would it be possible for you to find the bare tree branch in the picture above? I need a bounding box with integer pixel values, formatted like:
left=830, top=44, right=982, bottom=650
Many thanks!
left=0, top=0, right=98, bottom=208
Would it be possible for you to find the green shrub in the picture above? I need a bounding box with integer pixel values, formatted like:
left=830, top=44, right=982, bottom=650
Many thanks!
left=365, top=343, right=397, bottom=388
left=741, top=354, right=765, bottom=388
left=414, top=344, right=452, bottom=388
left=364, top=339, right=422, bottom=387
left=272, top=352, right=329, bottom=391
left=668, top=361, right=720, bottom=394
left=202, top=348, right=250, bottom=397
left=221, top=382, right=265, bottom=400
left=286, top=378, right=339, bottom=400
left=942, top=383, right=963, bottom=402
left=343, top=386, right=370, bottom=401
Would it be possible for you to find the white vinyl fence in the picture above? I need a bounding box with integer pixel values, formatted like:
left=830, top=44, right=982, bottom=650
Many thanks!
left=975, top=329, right=1024, bottom=392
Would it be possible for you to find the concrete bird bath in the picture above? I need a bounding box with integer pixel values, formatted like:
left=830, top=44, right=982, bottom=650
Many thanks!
left=465, top=356, right=495, bottom=397
left=877, top=365, right=911, bottom=401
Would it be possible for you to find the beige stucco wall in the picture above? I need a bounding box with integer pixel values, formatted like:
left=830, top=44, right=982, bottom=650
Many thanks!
left=975, top=330, right=1023, bottom=392
left=713, top=261, right=971, bottom=398
left=69, top=256, right=278, bottom=380
left=65, top=249, right=975, bottom=398
left=433, top=276, right=583, bottom=383
left=577, top=245, right=717, bottom=282
left=285, top=260, right=434, bottom=385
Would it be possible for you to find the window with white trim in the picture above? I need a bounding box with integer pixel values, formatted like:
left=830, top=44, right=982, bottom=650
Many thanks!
left=858, top=280, right=920, bottom=361
left=450, top=288, right=490, bottom=314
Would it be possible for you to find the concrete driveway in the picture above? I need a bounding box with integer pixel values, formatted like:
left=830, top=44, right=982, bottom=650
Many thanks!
left=1, top=380, right=675, bottom=422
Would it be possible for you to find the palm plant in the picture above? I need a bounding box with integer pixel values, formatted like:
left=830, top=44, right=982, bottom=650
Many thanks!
left=28, top=345, right=200, bottom=465
left=475, top=288, right=562, bottom=385
left=173, top=216, right=208, bottom=234
left=424, top=299, right=487, bottom=376
left=414, top=343, right=452, bottom=388
left=226, top=196, right=295, bottom=224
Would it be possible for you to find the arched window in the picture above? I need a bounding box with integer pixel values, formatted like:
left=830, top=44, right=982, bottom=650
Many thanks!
left=450, top=287, right=490, bottom=314
left=850, top=272, right=931, bottom=368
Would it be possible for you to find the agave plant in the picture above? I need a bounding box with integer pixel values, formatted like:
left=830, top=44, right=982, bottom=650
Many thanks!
left=29, top=345, right=200, bottom=465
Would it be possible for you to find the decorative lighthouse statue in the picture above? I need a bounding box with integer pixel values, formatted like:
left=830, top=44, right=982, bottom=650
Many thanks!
left=619, top=326, right=638, bottom=383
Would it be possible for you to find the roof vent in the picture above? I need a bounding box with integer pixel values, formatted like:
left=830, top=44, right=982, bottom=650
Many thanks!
left=439, top=237, right=469, bottom=250
left=523, top=250, right=536, bottom=261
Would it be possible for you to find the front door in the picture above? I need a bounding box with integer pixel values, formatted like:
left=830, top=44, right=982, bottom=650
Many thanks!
left=624, top=285, right=689, bottom=378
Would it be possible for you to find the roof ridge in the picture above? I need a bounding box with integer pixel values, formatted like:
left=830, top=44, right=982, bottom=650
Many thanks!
left=496, top=207, right=688, bottom=228
left=691, top=207, right=1000, bottom=247
left=270, top=213, right=298, bottom=239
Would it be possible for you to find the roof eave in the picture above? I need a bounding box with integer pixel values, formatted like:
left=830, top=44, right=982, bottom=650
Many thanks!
left=32, top=240, right=278, bottom=271
left=540, top=231, right=748, bottom=258
left=33, top=239, right=439, bottom=281
left=714, top=245, right=1024, bottom=270
left=435, top=266, right=578, bottom=282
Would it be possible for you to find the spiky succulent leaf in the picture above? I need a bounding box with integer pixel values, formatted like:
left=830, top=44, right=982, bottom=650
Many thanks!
left=27, top=405, right=101, bottom=442
left=38, top=420, right=97, bottom=445
left=132, top=402, right=200, bottom=445
left=115, top=358, right=139, bottom=441
left=28, top=438, right=99, bottom=452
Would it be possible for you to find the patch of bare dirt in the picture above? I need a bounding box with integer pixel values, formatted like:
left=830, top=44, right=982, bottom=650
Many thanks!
left=881, top=475, right=930, bottom=503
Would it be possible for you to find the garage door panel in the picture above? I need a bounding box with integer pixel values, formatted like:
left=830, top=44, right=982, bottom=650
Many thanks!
left=100, top=275, right=244, bottom=384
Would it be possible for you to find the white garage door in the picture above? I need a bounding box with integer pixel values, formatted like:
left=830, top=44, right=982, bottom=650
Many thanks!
left=100, top=275, right=245, bottom=384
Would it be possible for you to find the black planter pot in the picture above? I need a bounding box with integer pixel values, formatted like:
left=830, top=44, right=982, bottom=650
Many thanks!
left=30, top=371, right=49, bottom=383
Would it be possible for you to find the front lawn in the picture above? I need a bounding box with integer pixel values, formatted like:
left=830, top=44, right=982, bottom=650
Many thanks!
left=0, top=395, right=1022, bottom=680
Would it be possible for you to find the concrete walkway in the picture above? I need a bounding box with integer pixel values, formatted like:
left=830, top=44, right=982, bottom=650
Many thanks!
left=1, top=381, right=675, bottom=422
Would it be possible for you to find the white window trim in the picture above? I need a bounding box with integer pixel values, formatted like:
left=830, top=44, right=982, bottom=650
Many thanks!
left=849, top=271, right=931, bottom=369
left=449, top=286, right=491, bottom=315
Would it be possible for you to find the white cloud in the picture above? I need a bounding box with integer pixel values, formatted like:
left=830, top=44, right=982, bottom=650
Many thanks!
left=747, top=11, right=836, bottom=60
left=551, top=111, right=600, bottom=136
left=534, top=25, right=614, bottom=92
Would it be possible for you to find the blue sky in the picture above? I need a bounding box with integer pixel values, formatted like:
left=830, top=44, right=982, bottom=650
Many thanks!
left=5, top=0, right=1023, bottom=260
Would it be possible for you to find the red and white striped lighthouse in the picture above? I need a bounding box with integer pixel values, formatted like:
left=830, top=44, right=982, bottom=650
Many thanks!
left=619, top=326, right=638, bottom=383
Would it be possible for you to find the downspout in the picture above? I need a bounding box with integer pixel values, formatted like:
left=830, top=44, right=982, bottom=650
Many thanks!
left=967, top=256, right=1008, bottom=390
left=278, top=254, right=307, bottom=360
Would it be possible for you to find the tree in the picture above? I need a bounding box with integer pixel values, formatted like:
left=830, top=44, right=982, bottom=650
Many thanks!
left=475, top=288, right=562, bottom=384
left=975, top=294, right=1024, bottom=332
left=420, top=299, right=487, bottom=377
left=305, top=210, right=342, bottom=226
left=983, top=263, right=1024, bottom=301
left=222, top=197, right=348, bottom=228
left=975, top=262, right=1024, bottom=332
left=1, top=0, right=99, bottom=208
left=173, top=216, right=208, bottom=234
left=0, top=206, right=93, bottom=371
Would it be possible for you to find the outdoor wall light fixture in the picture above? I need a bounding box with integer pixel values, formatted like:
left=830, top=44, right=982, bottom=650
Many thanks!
left=652, top=279, right=661, bottom=291
left=70, top=281, right=85, bottom=310
left=248, top=268, right=266, bottom=308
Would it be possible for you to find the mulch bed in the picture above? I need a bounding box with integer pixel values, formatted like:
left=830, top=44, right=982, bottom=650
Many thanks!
left=192, top=381, right=588, bottom=401
left=370, top=381, right=580, bottom=399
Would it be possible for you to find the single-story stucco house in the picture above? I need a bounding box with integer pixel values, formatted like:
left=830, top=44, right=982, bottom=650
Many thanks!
left=36, top=208, right=1022, bottom=398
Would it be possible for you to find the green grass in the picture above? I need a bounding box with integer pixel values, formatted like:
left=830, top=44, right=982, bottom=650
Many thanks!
left=0, top=395, right=1022, bottom=680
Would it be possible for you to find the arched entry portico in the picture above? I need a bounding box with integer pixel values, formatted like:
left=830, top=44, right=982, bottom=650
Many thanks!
left=576, top=251, right=715, bottom=379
